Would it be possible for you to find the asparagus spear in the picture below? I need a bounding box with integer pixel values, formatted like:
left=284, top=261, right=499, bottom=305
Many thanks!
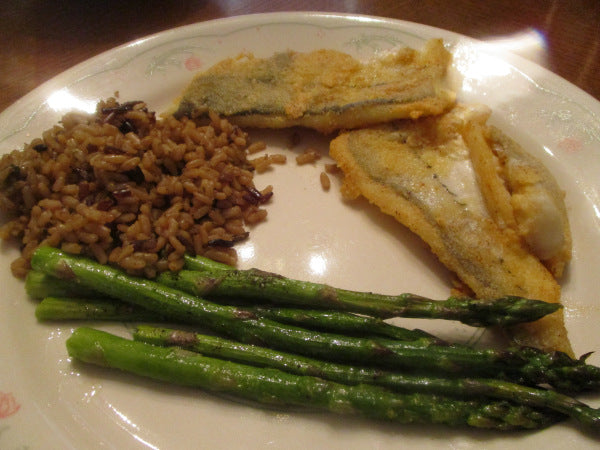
left=31, top=247, right=600, bottom=391
left=248, top=306, right=437, bottom=341
left=159, top=266, right=561, bottom=327
left=35, top=297, right=166, bottom=322
left=134, top=325, right=600, bottom=429
left=67, top=326, right=561, bottom=430
left=184, top=254, right=233, bottom=272
left=26, top=270, right=100, bottom=300
left=35, top=295, right=435, bottom=342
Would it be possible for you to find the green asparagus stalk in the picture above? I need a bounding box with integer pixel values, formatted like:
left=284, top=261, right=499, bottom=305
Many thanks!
left=35, top=297, right=166, bottom=322
left=67, top=327, right=561, bottom=430
left=134, top=325, right=600, bottom=429
left=26, top=270, right=100, bottom=300
left=184, top=254, right=234, bottom=272
left=35, top=294, right=435, bottom=342
left=31, top=247, right=600, bottom=391
left=160, top=266, right=560, bottom=327
left=249, top=306, right=437, bottom=341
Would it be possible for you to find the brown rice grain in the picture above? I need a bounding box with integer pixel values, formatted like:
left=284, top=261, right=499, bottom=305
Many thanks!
left=320, top=172, right=331, bottom=191
left=295, top=148, right=321, bottom=165
left=250, top=154, right=287, bottom=173
left=0, top=98, right=273, bottom=278
left=246, top=141, right=267, bottom=154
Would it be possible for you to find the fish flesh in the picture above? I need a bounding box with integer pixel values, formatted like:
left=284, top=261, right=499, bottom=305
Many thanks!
left=486, top=126, right=572, bottom=278
left=330, top=104, right=572, bottom=354
left=170, top=39, right=456, bottom=133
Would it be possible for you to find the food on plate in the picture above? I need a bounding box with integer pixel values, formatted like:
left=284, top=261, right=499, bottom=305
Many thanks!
left=330, top=104, right=572, bottom=354
left=129, top=325, right=598, bottom=428
left=29, top=247, right=563, bottom=332
left=295, top=147, right=322, bottom=165
left=484, top=126, right=572, bottom=278
left=169, top=39, right=456, bottom=133
left=0, top=99, right=272, bottom=278
left=320, top=171, right=331, bottom=190
left=2, top=34, right=593, bottom=435
left=32, top=247, right=600, bottom=392
left=157, top=255, right=561, bottom=327
left=66, top=327, right=562, bottom=430
left=32, top=294, right=434, bottom=342
left=31, top=247, right=600, bottom=430
left=460, top=114, right=572, bottom=278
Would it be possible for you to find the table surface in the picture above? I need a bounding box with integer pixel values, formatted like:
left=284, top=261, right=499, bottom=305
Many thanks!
left=2, top=0, right=599, bottom=115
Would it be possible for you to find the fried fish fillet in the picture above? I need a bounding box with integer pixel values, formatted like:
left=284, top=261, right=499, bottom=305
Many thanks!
left=170, top=39, right=456, bottom=133
left=487, top=127, right=572, bottom=278
left=330, top=104, right=573, bottom=354
left=459, top=115, right=572, bottom=279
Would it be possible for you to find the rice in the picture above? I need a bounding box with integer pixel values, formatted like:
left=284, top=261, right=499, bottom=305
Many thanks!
left=249, top=153, right=287, bottom=173
left=324, top=163, right=340, bottom=174
left=319, top=172, right=331, bottom=191
left=0, top=98, right=272, bottom=278
left=295, top=148, right=321, bottom=165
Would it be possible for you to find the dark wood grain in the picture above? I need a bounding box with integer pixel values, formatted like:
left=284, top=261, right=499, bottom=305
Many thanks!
left=2, top=0, right=599, bottom=114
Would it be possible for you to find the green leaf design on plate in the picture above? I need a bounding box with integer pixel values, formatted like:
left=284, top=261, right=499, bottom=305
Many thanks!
left=344, top=33, right=406, bottom=51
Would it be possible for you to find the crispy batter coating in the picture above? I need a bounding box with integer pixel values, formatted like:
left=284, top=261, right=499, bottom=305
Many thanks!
left=330, top=104, right=572, bottom=354
left=171, top=39, right=455, bottom=133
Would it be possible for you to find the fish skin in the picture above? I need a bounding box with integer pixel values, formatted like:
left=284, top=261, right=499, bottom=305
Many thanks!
left=170, top=40, right=456, bottom=133
left=330, top=105, right=573, bottom=355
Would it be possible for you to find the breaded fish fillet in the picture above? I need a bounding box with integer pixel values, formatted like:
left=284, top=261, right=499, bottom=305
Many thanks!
left=459, top=111, right=572, bottom=278
left=330, top=105, right=572, bottom=354
left=487, top=126, right=572, bottom=278
left=170, top=39, right=456, bottom=133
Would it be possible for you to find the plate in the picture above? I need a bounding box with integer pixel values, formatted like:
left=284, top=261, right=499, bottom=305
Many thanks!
left=1, top=12, right=600, bottom=449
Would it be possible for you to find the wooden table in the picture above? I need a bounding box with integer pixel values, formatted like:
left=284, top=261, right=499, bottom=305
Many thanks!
left=2, top=0, right=599, bottom=114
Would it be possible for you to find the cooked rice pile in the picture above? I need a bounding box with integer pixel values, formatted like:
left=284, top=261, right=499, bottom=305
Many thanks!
left=0, top=98, right=272, bottom=278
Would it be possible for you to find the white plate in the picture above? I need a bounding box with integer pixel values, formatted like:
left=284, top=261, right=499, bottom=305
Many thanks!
left=1, top=12, right=599, bottom=449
